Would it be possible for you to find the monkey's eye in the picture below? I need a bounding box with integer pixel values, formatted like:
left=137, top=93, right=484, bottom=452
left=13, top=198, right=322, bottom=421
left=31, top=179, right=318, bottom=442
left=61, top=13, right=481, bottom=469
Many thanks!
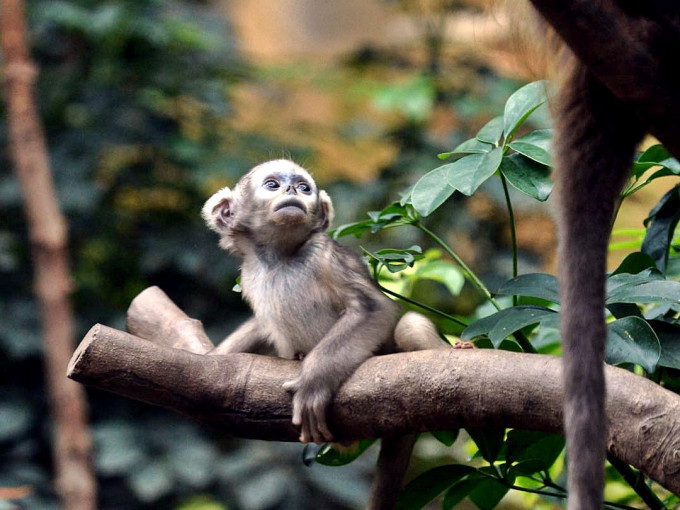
left=297, top=182, right=311, bottom=194
left=263, top=179, right=280, bottom=190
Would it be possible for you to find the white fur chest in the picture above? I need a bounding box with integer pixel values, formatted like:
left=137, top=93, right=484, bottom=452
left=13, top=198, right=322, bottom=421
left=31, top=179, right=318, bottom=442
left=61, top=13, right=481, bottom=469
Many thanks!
left=240, top=255, right=341, bottom=358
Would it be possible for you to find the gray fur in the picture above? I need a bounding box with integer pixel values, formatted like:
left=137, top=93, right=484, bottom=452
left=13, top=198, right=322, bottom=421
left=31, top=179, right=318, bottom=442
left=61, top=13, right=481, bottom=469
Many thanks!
left=554, top=66, right=644, bottom=510
left=526, top=3, right=680, bottom=507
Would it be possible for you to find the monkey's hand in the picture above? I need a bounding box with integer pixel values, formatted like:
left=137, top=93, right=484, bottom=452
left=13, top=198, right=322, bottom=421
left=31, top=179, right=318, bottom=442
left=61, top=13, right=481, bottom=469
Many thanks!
left=282, top=376, right=334, bottom=444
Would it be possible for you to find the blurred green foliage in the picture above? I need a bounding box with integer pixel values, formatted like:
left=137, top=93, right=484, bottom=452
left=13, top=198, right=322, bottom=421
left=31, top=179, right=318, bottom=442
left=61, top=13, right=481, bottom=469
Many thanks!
left=0, top=1, right=371, bottom=509
left=331, top=81, right=680, bottom=509
left=0, top=1, right=553, bottom=509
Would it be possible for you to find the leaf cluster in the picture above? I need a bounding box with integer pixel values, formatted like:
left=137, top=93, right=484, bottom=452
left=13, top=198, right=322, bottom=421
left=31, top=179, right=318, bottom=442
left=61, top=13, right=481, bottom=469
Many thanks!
left=327, top=80, right=680, bottom=509
left=1, top=2, right=343, bottom=509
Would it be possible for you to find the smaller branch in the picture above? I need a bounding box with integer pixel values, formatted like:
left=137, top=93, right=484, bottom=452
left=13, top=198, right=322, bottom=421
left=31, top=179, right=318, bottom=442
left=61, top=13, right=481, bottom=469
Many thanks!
left=127, top=286, right=214, bottom=353
left=607, top=453, right=665, bottom=510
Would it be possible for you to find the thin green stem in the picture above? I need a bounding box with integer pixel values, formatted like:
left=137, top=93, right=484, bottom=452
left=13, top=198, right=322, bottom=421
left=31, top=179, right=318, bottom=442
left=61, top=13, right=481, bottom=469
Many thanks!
left=378, top=283, right=468, bottom=328
left=622, top=176, right=654, bottom=198
left=413, top=221, right=536, bottom=353
left=607, top=454, right=666, bottom=510
left=414, top=222, right=501, bottom=311
left=499, top=172, right=519, bottom=306
left=509, top=330, right=536, bottom=354
left=479, top=470, right=644, bottom=510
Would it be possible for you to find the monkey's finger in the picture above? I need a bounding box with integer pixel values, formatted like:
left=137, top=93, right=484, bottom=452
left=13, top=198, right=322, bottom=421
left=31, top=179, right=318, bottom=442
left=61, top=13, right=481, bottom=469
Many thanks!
left=282, top=379, right=299, bottom=394
left=311, top=400, right=333, bottom=443
left=308, top=414, right=325, bottom=444
left=317, top=422, right=333, bottom=444
left=290, top=401, right=303, bottom=427
left=299, top=410, right=314, bottom=443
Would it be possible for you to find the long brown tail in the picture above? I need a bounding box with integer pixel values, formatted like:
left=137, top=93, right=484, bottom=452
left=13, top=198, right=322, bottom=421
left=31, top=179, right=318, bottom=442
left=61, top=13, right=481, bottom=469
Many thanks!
left=553, top=64, right=644, bottom=509
left=367, top=434, right=417, bottom=510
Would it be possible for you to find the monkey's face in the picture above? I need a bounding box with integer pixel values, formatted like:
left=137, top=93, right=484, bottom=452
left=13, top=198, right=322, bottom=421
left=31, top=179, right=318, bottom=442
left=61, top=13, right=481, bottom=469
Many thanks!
left=248, top=160, right=321, bottom=228
left=203, top=160, right=334, bottom=254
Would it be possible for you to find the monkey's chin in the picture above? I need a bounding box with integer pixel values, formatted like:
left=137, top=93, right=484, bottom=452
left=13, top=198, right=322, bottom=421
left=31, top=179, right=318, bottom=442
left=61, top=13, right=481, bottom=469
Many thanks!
left=272, top=206, right=307, bottom=224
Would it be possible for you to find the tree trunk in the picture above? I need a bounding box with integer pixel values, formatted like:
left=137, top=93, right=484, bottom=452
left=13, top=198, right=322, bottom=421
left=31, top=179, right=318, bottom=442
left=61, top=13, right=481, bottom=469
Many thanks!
left=1, top=1, right=97, bottom=508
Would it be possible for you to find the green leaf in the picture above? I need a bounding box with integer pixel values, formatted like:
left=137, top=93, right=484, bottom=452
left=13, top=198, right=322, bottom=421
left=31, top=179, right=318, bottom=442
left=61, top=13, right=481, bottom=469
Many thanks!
left=468, top=477, right=511, bottom=510
left=505, top=430, right=565, bottom=471
left=503, top=80, right=549, bottom=139
left=314, top=439, right=376, bottom=466
left=607, top=269, right=663, bottom=292
left=447, top=147, right=503, bottom=196
left=412, top=165, right=456, bottom=217
left=332, top=203, right=413, bottom=239
left=499, top=153, right=553, bottom=201
left=442, top=475, right=486, bottom=510
left=302, top=443, right=323, bottom=466
left=431, top=429, right=460, bottom=447
left=476, top=116, right=504, bottom=145
left=650, top=320, right=680, bottom=370
left=331, top=219, right=376, bottom=239
left=509, top=459, right=549, bottom=477
left=509, top=129, right=552, bottom=166
left=93, top=421, right=147, bottom=476
left=611, top=252, right=658, bottom=276
left=129, top=460, right=174, bottom=502
left=632, top=144, right=680, bottom=179
left=395, top=464, right=477, bottom=510
left=466, top=427, right=505, bottom=464
left=413, top=260, right=465, bottom=296
left=642, top=184, right=680, bottom=273
left=364, top=246, right=424, bottom=273
left=372, top=75, right=435, bottom=121
left=0, top=400, right=33, bottom=442
left=462, top=306, right=557, bottom=347
left=607, top=302, right=644, bottom=320
left=606, top=279, right=680, bottom=305
left=439, top=138, right=493, bottom=159
left=496, top=273, right=560, bottom=303
left=606, top=316, right=661, bottom=373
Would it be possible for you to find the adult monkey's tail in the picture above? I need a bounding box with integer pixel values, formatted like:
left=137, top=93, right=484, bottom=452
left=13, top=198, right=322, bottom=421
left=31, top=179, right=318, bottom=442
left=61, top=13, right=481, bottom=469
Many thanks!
left=552, top=65, right=644, bottom=508
left=519, top=1, right=680, bottom=505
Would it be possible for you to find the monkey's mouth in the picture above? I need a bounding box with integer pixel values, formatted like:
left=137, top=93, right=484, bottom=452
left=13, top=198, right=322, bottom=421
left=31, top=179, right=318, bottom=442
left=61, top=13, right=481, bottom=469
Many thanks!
left=272, top=198, right=308, bottom=225
left=274, top=198, right=306, bottom=213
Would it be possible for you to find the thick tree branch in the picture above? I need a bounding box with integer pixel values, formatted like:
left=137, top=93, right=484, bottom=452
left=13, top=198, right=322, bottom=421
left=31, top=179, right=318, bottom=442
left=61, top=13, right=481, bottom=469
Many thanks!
left=68, top=287, right=680, bottom=496
left=527, top=0, right=680, bottom=160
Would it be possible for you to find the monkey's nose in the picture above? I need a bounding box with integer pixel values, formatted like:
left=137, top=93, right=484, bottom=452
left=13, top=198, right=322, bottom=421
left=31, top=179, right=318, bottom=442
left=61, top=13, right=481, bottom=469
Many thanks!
left=286, top=186, right=296, bottom=195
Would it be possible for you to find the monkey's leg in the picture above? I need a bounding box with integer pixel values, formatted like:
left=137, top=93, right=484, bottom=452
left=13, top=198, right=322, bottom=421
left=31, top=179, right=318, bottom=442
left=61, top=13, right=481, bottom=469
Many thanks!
left=394, top=311, right=451, bottom=351
left=367, top=434, right=417, bottom=510
left=208, top=318, right=268, bottom=355
left=554, top=64, right=644, bottom=510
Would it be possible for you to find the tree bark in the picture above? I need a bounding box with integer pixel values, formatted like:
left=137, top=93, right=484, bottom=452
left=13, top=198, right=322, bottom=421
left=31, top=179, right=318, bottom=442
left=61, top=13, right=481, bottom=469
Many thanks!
left=68, top=287, right=680, bottom=497
left=1, top=1, right=97, bottom=508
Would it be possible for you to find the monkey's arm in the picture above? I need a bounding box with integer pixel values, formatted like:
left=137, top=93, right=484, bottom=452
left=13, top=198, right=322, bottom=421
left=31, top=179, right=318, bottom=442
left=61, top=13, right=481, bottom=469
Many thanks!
left=283, top=287, right=398, bottom=443
left=209, top=318, right=269, bottom=355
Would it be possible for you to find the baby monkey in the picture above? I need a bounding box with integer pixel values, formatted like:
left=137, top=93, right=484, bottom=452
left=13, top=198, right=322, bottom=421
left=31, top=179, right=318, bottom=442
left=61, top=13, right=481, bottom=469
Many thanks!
left=202, top=159, right=447, bottom=445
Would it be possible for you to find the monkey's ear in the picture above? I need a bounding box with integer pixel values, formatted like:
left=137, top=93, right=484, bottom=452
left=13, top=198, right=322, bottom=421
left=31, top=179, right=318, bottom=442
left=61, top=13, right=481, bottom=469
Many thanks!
left=202, top=187, right=234, bottom=233
left=318, top=190, right=335, bottom=231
